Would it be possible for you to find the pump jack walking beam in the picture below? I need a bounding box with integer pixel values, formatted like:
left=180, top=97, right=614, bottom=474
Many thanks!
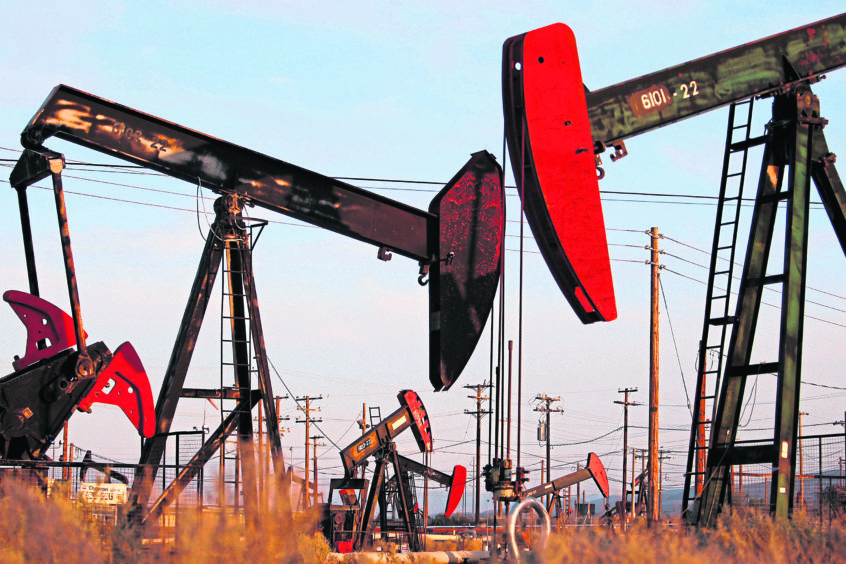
left=584, top=14, right=846, bottom=148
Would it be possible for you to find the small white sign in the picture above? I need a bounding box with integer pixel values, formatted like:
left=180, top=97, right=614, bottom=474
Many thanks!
left=79, top=483, right=127, bottom=505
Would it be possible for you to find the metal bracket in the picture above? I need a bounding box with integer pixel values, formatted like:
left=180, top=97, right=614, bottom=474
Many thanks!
left=609, top=140, right=628, bottom=162
left=377, top=247, right=393, bottom=261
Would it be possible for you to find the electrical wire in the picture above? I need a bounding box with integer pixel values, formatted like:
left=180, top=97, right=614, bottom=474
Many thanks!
left=659, top=276, right=692, bottom=414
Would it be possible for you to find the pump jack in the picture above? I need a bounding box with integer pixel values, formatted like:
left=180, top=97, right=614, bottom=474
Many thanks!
left=503, top=14, right=846, bottom=524
left=327, top=390, right=465, bottom=552
left=484, top=452, right=608, bottom=514
left=10, top=85, right=503, bottom=524
left=523, top=452, right=609, bottom=520
left=1, top=148, right=156, bottom=465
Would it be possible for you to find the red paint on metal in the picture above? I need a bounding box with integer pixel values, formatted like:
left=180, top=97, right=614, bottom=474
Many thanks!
left=78, top=342, right=156, bottom=438
left=523, top=24, right=616, bottom=321
left=445, top=465, right=467, bottom=517
left=3, top=290, right=87, bottom=370
left=586, top=452, right=610, bottom=498
left=398, top=390, right=432, bottom=453
left=506, top=24, right=617, bottom=322
left=336, top=540, right=354, bottom=553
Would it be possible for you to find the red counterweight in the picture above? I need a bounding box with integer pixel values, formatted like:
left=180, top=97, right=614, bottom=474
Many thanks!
left=77, top=342, right=156, bottom=438
left=503, top=24, right=617, bottom=323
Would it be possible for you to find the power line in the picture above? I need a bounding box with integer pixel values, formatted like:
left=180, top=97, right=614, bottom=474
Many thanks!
left=0, top=153, right=834, bottom=206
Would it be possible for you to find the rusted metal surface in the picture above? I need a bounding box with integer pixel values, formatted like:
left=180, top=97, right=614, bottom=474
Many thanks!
left=0, top=339, right=107, bottom=460
left=586, top=13, right=846, bottom=145
left=428, top=151, right=503, bottom=390
left=503, top=24, right=617, bottom=324
left=21, top=85, right=433, bottom=261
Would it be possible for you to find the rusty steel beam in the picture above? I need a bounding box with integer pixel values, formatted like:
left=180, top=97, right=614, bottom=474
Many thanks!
left=586, top=13, right=846, bottom=146
left=20, top=85, right=433, bottom=261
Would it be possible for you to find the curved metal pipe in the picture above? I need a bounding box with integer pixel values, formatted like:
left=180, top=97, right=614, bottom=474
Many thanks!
left=506, top=498, right=551, bottom=562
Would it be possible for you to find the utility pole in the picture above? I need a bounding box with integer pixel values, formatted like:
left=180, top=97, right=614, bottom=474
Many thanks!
left=534, top=394, right=564, bottom=508
left=615, top=387, right=640, bottom=529
left=465, top=382, right=491, bottom=526
left=310, top=435, right=324, bottom=506
left=296, top=395, right=322, bottom=507
left=648, top=226, right=661, bottom=525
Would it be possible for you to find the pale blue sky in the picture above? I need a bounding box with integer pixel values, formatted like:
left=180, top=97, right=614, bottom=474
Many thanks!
left=1, top=2, right=845, bottom=509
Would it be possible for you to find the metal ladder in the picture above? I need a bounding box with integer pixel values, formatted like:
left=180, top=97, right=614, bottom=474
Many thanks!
left=682, top=99, right=764, bottom=518
left=218, top=225, right=263, bottom=509
left=369, top=406, right=382, bottom=429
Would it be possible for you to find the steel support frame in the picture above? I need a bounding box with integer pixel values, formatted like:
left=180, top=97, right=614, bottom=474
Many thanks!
left=142, top=391, right=261, bottom=525
left=129, top=194, right=286, bottom=523
left=697, top=85, right=837, bottom=525
left=354, top=444, right=418, bottom=552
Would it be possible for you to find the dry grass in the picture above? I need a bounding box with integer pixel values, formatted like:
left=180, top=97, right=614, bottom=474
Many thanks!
left=543, top=511, right=846, bottom=564
left=0, top=476, right=329, bottom=564
left=0, top=480, right=107, bottom=564
left=0, top=477, right=843, bottom=564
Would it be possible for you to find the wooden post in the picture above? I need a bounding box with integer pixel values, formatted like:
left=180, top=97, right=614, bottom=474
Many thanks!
left=649, top=226, right=660, bottom=524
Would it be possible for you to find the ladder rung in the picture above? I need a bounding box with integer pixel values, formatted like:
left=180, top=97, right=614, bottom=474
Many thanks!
left=710, top=294, right=728, bottom=300
left=714, top=269, right=732, bottom=276
left=719, top=221, right=736, bottom=227
left=709, top=316, right=738, bottom=326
